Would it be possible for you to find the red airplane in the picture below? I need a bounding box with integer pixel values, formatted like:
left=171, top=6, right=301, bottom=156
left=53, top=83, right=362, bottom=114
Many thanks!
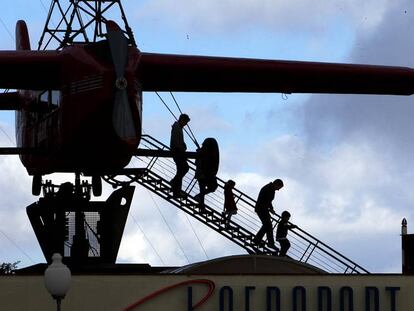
left=1, top=19, right=414, bottom=195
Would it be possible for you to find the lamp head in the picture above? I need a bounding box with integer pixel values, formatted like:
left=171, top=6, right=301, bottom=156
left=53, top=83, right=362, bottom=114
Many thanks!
left=44, top=253, right=71, bottom=299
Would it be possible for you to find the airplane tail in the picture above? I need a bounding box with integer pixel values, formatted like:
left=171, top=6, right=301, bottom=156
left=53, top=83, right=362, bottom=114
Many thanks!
left=16, top=20, right=31, bottom=51
left=0, top=20, right=30, bottom=111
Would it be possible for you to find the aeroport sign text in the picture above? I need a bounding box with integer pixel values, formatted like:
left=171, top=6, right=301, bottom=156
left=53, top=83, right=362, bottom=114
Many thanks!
left=1, top=274, right=411, bottom=310
left=122, top=278, right=401, bottom=311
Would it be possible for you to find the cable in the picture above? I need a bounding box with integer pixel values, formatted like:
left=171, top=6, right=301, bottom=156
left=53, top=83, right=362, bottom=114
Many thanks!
left=84, top=225, right=98, bottom=256
left=155, top=92, right=178, bottom=121
left=130, top=214, right=166, bottom=266
left=169, top=92, right=183, bottom=114
left=136, top=135, right=206, bottom=260
left=38, top=0, right=49, bottom=14
left=125, top=157, right=167, bottom=265
left=169, top=92, right=200, bottom=147
left=84, top=218, right=100, bottom=243
left=0, top=16, right=14, bottom=42
left=0, top=229, right=36, bottom=264
left=155, top=92, right=200, bottom=148
left=125, top=158, right=168, bottom=265
left=0, top=126, right=14, bottom=145
left=184, top=215, right=209, bottom=260
left=146, top=190, right=191, bottom=264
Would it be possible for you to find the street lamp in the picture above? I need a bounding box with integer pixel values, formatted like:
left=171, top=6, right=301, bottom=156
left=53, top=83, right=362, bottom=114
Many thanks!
left=44, top=253, right=71, bottom=311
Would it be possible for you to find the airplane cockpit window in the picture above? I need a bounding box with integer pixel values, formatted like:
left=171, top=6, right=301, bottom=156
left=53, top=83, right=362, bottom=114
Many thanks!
left=38, top=90, right=61, bottom=112
left=51, top=90, right=60, bottom=106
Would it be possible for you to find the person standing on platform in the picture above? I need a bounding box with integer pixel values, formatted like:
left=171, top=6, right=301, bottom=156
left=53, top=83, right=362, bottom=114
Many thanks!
left=253, top=179, right=284, bottom=250
left=170, top=113, right=190, bottom=198
left=276, top=210, right=297, bottom=256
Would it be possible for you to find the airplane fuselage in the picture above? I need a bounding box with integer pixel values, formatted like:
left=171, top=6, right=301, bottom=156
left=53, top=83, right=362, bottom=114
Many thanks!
left=16, top=42, right=143, bottom=175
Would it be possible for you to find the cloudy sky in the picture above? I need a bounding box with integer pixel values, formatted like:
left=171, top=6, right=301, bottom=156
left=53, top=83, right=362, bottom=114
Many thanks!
left=1, top=0, right=413, bottom=273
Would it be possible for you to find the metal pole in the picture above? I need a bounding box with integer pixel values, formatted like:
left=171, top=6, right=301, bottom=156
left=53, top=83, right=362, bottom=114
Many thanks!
left=56, top=297, right=62, bottom=311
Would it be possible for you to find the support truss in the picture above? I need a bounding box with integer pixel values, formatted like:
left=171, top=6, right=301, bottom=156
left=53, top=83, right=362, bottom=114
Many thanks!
left=38, top=0, right=136, bottom=50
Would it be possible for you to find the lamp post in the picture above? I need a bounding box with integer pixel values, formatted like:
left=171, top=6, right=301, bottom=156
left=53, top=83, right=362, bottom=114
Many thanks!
left=44, top=253, right=71, bottom=311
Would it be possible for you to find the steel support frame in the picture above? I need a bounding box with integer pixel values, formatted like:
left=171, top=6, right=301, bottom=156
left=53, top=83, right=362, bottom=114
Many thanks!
left=38, top=0, right=136, bottom=50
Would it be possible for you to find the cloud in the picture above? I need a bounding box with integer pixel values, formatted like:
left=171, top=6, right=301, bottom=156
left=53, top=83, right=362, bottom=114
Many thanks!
left=303, top=0, right=414, bottom=147
left=1, top=0, right=412, bottom=274
left=265, top=0, right=414, bottom=271
left=0, top=151, right=42, bottom=266
left=118, top=188, right=209, bottom=265
left=214, top=126, right=409, bottom=273
left=300, top=0, right=414, bottom=219
left=133, top=0, right=392, bottom=34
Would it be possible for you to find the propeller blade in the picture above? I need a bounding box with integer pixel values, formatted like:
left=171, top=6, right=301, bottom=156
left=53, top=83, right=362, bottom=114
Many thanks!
left=106, top=21, right=128, bottom=78
left=112, top=89, right=136, bottom=141
left=106, top=21, right=135, bottom=141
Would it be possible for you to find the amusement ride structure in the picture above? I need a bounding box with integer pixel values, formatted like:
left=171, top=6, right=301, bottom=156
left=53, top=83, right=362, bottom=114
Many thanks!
left=3, top=0, right=414, bottom=273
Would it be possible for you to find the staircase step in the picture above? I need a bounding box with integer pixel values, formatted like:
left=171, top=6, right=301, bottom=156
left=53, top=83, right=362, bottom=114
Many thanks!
left=226, top=225, right=240, bottom=232
left=147, top=178, right=163, bottom=184
left=157, top=185, right=171, bottom=191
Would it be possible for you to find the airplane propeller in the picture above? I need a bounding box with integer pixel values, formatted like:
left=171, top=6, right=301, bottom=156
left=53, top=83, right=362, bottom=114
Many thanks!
left=106, top=21, right=136, bottom=142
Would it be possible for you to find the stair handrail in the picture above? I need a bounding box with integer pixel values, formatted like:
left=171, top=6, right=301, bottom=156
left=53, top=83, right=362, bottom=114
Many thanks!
left=130, top=134, right=369, bottom=274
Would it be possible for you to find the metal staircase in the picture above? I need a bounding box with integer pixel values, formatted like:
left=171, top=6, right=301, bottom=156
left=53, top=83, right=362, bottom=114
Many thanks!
left=104, top=134, right=369, bottom=274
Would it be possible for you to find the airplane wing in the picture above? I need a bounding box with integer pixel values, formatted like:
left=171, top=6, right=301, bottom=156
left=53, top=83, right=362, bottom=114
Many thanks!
left=0, top=51, right=61, bottom=90
left=137, top=53, right=414, bottom=95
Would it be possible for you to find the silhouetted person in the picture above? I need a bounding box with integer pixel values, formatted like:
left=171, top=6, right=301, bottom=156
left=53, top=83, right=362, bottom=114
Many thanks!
left=222, top=180, right=237, bottom=227
left=194, top=175, right=217, bottom=209
left=194, top=138, right=218, bottom=209
left=170, top=114, right=190, bottom=197
left=276, top=210, right=297, bottom=256
left=253, top=179, right=284, bottom=250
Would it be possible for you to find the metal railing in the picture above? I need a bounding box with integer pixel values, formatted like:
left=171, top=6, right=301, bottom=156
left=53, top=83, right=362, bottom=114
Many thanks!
left=110, top=134, right=369, bottom=274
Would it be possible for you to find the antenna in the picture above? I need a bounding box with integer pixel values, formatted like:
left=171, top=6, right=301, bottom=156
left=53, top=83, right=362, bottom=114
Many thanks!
left=38, top=0, right=136, bottom=50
